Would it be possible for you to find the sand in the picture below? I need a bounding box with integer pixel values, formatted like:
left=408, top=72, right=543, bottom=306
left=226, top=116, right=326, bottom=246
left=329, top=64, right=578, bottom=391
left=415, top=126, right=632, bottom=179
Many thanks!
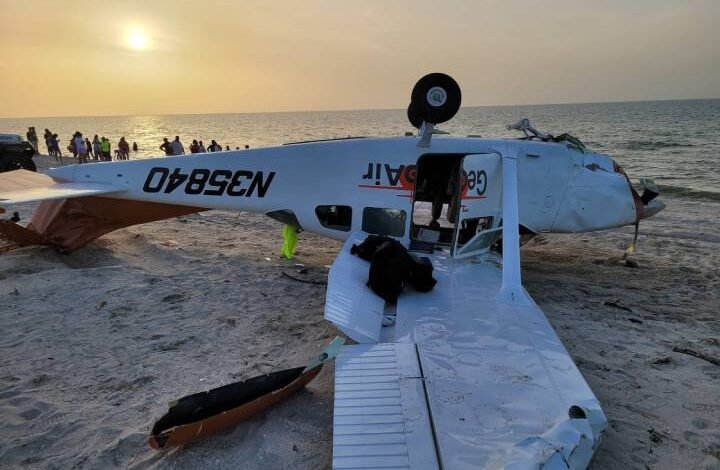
left=1, top=155, right=718, bottom=469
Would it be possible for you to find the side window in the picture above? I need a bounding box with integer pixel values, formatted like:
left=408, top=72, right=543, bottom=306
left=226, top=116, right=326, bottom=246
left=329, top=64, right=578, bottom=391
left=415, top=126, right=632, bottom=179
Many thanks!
left=362, top=207, right=406, bottom=237
left=315, top=205, right=352, bottom=231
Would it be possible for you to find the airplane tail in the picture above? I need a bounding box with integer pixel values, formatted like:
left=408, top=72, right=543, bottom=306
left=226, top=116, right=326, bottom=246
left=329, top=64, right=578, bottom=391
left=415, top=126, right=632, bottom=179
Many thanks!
left=0, top=170, right=206, bottom=252
left=0, top=196, right=206, bottom=252
left=0, top=169, right=127, bottom=205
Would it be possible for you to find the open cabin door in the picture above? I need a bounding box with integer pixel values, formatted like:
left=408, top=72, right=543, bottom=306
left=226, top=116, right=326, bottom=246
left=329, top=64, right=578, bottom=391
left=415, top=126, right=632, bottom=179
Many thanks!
left=452, top=153, right=503, bottom=259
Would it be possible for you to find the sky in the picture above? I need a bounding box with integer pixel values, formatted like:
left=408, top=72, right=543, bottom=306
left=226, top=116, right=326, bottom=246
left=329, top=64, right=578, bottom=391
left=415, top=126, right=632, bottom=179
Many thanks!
left=1, top=0, right=719, bottom=118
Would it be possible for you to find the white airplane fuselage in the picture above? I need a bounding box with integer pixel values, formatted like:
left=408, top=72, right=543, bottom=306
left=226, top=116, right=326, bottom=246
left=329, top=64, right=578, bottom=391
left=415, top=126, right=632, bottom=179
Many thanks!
left=46, top=136, right=648, bottom=243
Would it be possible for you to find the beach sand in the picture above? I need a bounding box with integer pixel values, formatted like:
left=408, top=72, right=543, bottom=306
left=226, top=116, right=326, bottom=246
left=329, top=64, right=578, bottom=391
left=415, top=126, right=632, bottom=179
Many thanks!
left=0, top=155, right=718, bottom=469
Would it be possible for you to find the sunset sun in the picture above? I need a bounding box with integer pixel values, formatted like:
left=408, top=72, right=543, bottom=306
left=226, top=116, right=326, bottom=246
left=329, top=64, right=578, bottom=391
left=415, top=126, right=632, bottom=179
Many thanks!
left=126, top=28, right=148, bottom=50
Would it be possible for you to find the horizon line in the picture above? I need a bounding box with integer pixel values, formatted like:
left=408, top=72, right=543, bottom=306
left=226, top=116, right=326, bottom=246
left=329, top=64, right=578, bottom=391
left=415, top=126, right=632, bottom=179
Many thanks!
left=2, top=96, right=718, bottom=120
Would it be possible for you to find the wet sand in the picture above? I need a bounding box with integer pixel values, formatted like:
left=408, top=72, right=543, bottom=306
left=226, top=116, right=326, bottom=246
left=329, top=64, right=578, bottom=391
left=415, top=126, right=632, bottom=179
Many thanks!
left=0, top=155, right=718, bottom=469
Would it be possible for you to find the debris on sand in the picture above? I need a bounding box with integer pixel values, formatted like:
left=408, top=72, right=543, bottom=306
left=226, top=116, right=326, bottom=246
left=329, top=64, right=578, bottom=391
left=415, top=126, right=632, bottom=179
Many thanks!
left=672, top=346, right=720, bottom=367
left=604, top=300, right=633, bottom=312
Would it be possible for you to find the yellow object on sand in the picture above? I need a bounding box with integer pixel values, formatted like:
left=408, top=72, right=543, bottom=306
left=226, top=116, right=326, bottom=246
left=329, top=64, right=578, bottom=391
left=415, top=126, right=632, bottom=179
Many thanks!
left=281, top=225, right=298, bottom=259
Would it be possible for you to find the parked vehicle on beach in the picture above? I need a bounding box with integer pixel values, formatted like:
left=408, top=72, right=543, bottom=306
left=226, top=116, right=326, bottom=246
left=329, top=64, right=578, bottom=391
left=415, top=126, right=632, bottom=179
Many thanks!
left=0, top=134, right=36, bottom=172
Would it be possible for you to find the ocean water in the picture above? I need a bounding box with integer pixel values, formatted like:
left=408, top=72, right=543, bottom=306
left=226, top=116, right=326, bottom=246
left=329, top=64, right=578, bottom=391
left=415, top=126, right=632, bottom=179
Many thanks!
left=1, top=99, right=718, bottom=199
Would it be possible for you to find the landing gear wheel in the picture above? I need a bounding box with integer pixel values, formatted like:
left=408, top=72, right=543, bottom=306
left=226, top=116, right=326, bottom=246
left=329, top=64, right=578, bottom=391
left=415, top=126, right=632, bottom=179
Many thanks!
left=410, top=73, right=461, bottom=124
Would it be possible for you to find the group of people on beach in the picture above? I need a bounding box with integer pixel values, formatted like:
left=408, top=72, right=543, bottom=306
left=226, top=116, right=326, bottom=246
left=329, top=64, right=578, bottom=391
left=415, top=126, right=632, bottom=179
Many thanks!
left=70, top=132, right=136, bottom=163
left=159, top=136, right=249, bottom=156
left=24, top=127, right=250, bottom=164
left=26, top=127, right=137, bottom=165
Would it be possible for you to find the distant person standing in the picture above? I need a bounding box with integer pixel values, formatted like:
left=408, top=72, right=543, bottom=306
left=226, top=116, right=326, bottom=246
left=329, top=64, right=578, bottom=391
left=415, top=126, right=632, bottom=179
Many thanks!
left=92, top=135, right=102, bottom=160
left=170, top=136, right=185, bottom=155
left=85, top=137, right=94, bottom=160
left=132, top=142, right=138, bottom=152
left=189, top=139, right=200, bottom=153
left=159, top=137, right=173, bottom=156
left=100, top=136, right=111, bottom=161
left=49, top=133, right=62, bottom=164
left=74, top=132, right=88, bottom=163
left=225, top=145, right=230, bottom=151
left=68, top=137, right=77, bottom=158
left=208, top=140, right=222, bottom=152
left=43, top=129, right=53, bottom=154
left=198, top=140, right=206, bottom=153
left=26, top=127, right=39, bottom=155
left=118, top=137, right=130, bottom=160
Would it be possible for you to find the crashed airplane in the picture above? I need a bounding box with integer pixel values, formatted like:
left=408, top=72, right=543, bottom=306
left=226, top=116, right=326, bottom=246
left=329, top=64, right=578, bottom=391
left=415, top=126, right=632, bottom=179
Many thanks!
left=0, top=74, right=664, bottom=469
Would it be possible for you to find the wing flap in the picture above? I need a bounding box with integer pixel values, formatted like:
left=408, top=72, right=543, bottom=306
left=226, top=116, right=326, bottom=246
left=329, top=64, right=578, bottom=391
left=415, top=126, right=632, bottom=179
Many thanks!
left=333, top=343, right=439, bottom=470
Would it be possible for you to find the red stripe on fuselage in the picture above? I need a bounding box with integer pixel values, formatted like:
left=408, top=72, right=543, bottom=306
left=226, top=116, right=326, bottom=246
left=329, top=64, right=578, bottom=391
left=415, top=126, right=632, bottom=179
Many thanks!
left=358, top=185, right=413, bottom=191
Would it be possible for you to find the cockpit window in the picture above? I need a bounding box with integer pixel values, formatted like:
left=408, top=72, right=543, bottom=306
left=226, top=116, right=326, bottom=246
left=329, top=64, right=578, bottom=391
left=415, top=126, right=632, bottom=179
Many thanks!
left=362, top=207, right=406, bottom=237
left=315, top=205, right=352, bottom=231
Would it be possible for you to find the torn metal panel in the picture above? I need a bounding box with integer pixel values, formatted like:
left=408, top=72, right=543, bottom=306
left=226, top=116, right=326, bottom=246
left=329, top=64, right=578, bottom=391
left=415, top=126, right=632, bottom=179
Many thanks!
left=505, top=404, right=606, bottom=469
left=324, top=233, right=385, bottom=343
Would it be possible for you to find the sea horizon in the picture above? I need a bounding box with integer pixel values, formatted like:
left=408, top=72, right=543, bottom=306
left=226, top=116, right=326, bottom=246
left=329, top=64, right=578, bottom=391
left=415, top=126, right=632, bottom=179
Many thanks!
left=2, top=97, right=719, bottom=121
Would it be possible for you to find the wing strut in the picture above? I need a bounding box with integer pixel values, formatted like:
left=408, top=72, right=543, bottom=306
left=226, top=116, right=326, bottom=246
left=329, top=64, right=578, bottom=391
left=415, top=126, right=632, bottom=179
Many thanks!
left=497, top=146, right=533, bottom=306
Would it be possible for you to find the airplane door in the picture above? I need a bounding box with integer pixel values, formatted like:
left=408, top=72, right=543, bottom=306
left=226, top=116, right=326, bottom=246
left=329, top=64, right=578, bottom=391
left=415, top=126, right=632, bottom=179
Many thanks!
left=452, top=153, right=503, bottom=259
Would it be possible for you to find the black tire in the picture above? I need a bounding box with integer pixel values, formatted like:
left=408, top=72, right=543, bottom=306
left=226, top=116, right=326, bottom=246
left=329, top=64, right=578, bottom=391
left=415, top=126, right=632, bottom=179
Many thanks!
left=2, top=156, right=37, bottom=172
left=410, top=73, right=462, bottom=124
left=407, top=101, right=424, bottom=129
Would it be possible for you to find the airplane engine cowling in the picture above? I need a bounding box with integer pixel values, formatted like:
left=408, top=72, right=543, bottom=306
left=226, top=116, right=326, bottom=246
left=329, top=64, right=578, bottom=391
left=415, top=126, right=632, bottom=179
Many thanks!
left=551, top=152, right=637, bottom=232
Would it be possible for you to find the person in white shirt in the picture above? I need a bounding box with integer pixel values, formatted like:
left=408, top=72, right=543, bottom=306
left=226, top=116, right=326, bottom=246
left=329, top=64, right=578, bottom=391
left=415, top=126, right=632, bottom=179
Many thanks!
left=198, top=140, right=206, bottom=153
left=73, top=132, right=88, bottom=163
left=170, top=135, right=185, bottom=155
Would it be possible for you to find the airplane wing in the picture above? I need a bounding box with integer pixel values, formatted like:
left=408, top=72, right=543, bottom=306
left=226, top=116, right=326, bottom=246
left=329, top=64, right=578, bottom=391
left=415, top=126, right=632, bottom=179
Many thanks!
left=326, top=149, right=606, bottom=469
left=0, top=169, right=127, bottom=205
left=327, top=234, right=607, bottom=470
